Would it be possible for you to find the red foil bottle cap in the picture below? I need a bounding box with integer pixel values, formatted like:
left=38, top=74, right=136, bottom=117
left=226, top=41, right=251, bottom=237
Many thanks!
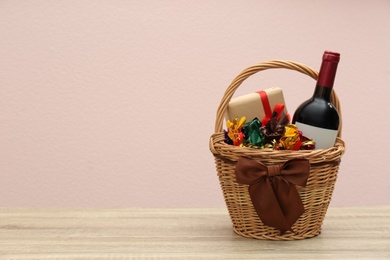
left=323, top=51, right=340, bottom=63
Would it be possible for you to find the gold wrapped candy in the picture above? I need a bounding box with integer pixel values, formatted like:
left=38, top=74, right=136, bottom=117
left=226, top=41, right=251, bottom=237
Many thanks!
left=300, top=135, right=316, bottom=150
left=226, top=116, right=246, bottom=146
left=278, top=124, right=302, bottom=150
left=276, top=124, right=316, bottom=150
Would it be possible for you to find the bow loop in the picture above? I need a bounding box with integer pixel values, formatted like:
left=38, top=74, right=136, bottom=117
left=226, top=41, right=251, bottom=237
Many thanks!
left=235, top=157, right=310, bottom=235
left=281, top=159, right=310, bottom=186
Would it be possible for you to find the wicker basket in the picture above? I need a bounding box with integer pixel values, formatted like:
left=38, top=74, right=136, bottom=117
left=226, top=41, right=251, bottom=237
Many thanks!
left=209, top=60, right=345, bottom=240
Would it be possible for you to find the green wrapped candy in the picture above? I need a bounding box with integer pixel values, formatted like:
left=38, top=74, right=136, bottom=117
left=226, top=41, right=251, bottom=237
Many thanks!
left=243, top=118, right=265, bottom=147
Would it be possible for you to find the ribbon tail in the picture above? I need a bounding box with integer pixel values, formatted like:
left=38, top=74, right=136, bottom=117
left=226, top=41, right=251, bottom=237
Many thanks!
left=273, top=177, right=305, bottom=233
left=248, top=180, right=292, bottom=235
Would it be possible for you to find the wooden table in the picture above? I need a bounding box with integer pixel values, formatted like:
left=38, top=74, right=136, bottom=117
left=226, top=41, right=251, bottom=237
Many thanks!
left=0, top=207, right=389, bottom=259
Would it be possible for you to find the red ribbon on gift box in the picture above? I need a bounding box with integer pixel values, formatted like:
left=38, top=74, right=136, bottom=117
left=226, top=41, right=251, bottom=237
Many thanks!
left=257, top=90, right=290, bottom=125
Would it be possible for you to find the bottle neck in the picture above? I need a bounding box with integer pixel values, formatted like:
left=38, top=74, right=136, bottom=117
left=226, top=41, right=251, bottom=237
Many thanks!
left=317, top=63, right=338, bottom=89
left=312, top=85, right=333, bottom=101
left=314, top=51, right=340, bottom=101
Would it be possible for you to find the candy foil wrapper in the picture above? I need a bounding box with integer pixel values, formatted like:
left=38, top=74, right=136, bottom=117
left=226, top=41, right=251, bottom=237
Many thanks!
left=226, top=116, right=246, bottom=146
left=242, top=118, right=265, bottom=147
left=300, top=133, right=316, bottom=150
left=278, top=124, right=302, bottom=150
left=261, top=110, right=289, bottom=145
left=224, top=130, right=233, bottom=145
left=277, top=125, right=316, bottom=150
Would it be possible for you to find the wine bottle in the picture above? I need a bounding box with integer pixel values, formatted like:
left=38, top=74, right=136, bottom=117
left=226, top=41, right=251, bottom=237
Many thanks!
left=292, top=51, right=340, bottom=149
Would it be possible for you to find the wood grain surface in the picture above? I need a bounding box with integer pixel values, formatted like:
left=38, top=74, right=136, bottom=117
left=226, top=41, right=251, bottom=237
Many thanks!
left=0, top=207, right=389, bottom=259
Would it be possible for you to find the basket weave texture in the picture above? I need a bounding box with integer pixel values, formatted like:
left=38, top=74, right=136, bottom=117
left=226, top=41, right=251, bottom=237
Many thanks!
left=209, top=60, right=346, bottom=240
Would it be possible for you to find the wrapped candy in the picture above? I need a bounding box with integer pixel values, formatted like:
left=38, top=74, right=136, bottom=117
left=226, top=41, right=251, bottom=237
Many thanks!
left=300, top=133, right=316, bottom=150
left=277, top=125, right=316, bottom=150
left=278, top=124, right=302, bottom=150
left=224, top=130, right=233, bottom=145
left=226, top=116, right=246, bottom=146
left=242, top=118, right=265, bottom=147
left=261, top=108, right=289, bottom=145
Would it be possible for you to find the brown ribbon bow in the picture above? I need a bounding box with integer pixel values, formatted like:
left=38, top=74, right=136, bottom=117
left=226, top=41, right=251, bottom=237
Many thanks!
left=235, top=157, right=310, bottom=235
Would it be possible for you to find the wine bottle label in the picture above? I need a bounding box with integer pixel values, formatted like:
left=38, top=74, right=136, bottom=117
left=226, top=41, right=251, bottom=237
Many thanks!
left=295, top=122, right=338, bottom=149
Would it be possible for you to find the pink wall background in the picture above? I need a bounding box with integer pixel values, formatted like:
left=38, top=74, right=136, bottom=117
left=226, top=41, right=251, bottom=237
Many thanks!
left=1, top=1, right=389, bottom=208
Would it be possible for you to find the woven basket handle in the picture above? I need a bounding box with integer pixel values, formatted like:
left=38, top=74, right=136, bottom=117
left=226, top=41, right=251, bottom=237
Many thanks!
left=214, top=60, right=342, bottom=137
